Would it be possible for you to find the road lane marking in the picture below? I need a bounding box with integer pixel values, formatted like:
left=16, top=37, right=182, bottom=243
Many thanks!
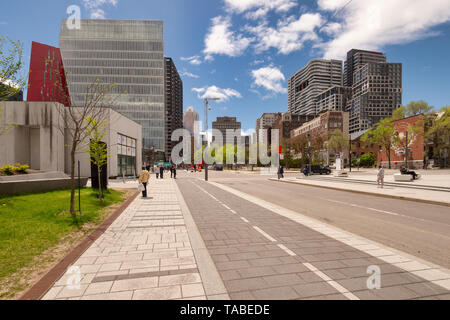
left=222, top=204, right=231, bottom=210
left=240, top=217, right=249, bottom=223
left=230, top=209, right=237, bottom=214
left=209, top=181, right=450, bottom=292
left=253, top=226, right=277, bottom=242
left=277, top=244, right=296, bottom=256
left=303, top=263, right=360, bottom=300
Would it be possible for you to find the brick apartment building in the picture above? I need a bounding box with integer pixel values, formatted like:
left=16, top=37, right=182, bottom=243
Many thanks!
left=351, top=114, right=426, bottom=169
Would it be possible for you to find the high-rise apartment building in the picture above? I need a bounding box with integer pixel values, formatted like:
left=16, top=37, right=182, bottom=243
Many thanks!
left=316, top=86, right=352, bottom=114
left=348, top=62, right=402, bottom=133
left=59, top=19, right=165, bottom=157
left=288, top=59, right=343, bottom=116
left=212, top=116, right=241, bottom=145
left=164, top=57, right=183, bottom=157
left=344, top=49, right=386, bottom=87
left=183, top=106, right=199, bottom=134
left=27, top=42, right=70, bottom=106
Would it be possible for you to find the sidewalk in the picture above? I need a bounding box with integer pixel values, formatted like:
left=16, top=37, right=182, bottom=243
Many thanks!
left=270, top=175, right=450, bottom=206
left=41, top=178, right=227, bottom=300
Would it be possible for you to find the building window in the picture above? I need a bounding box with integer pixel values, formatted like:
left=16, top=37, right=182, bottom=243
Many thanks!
left=117, top=133, right=137, bottom=177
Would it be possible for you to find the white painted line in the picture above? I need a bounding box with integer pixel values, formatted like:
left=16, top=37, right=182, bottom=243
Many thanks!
left=240, top=217, right=249, bottom=223
left=303, top=263, right=360, bottom=300
left=209, top=181, right=450, bottom=292
left=277, top=244, right=296, bottom=256
left=253, top=226, right=277, bottom=242
left=230, top=209, right=237, bottom=214
left=222, top=204, right=231, bottom=210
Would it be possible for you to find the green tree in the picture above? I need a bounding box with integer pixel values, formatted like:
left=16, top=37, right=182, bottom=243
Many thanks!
left=85, top=117, right=109, bottom=200
left=426, top=106, right=450, bottom=167
left=404, top=100, right=434, bottom=117
left=359, top=153, right=375, bottom=167
left=361, top=118, right=397, bottom=169
left=0, top=36, right=26, bottom=101
left=327, top=129, right=349, bottom=163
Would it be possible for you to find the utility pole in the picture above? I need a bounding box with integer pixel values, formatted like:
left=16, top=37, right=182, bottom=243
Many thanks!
left=405, top=130, right=408, bottom=170
left=204, top=97, right=220, bottom=181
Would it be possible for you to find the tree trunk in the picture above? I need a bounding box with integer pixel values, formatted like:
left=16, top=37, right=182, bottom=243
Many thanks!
left=97, top=165, right=102, bottom=200
left=70, top=145, right=77, bottom=216
left=387, top=146, right=391, bottom=169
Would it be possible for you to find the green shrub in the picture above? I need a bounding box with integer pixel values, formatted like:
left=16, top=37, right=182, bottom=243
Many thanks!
left=359, top=153, right=375, bottom=167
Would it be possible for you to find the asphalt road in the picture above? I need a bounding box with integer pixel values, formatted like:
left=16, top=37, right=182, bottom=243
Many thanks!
left=180, top=170, right=450, bottom=269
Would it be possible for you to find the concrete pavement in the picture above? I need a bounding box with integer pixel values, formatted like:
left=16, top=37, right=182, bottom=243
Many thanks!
left=42, top=178, right=227, bottom=300
left=176, top=176, right=450, bottom=299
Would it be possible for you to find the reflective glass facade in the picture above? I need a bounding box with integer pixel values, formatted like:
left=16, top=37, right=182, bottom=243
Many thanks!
left=59, top=19, right=165, bottom=153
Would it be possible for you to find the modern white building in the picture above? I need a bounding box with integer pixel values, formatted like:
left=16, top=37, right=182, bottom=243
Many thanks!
left=0, top=101, right=142, bottom=178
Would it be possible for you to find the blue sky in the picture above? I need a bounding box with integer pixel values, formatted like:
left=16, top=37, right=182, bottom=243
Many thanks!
left=2, top=0, right=450, bottom=132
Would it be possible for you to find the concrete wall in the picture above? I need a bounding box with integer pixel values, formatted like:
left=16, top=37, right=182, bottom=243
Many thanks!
left=64, top=108, right=142, bottom=178
left=0, top=102, right=65, bottom=172
left=1, top=102, right=142, bottom=179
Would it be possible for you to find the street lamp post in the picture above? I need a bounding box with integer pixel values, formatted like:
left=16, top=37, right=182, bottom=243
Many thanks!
left=204, top=97, right=220, bottom=181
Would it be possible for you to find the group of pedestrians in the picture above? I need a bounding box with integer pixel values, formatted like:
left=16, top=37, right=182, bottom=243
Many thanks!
left=138, top=164, right=178, bottom=198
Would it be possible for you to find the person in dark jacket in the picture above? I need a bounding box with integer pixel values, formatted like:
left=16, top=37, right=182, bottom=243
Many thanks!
left=172, top=164, right=177, bottom=179
left=400, top=166, right=418, bottom=180
left=277, top=166, right=284, bottom=180
left=159, top=165, right=164, bottom=179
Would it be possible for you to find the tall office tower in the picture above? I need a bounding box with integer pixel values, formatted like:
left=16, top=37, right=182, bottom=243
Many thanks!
left=164, top=57, right=183, bottom=157
left=288, top=59, right=343, bottom=116
left=315, top=86, right=352, bottom=114
left=59, top=19, right=165, bottom=159
left=344, top=49, right=386, bottom=87
left=348, top=62, right=402, bottom=134
left=27, top=41, right=71, bottom=106
left=212, top=116, right=241, bottom=145
left=183, top=106, right=199, bottom=134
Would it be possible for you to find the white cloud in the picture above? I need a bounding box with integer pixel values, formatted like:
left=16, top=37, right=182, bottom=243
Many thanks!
left=90, top=9, right=106, bottom=19
left=180, top=55, right=202, bottom=65
left=192, top=85, right=242, bottom=102
left=317, top=0, right=450, bottom=59
left=250, top=59, right=264, bottom=66
left=247, top=13, right=323, bottom=54
left=251, top=65, right=287, bottom=94
left=180, top=71, right=199, bottom=79
left=203, top=16, right=252, bottom=58
left=224, top=0, right=297, bottom=15
left=82, top=0, right=118, bottom=19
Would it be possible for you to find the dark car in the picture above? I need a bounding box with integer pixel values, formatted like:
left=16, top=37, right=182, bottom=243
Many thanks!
left=302, top=164, right=331, bottom=175
left=214, top=165, right=223, bottom=171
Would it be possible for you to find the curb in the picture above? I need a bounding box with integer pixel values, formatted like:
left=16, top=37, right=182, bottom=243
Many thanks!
left=269, top=178, right=450, bottom=208
left=19, top=190, right=140, bottom=300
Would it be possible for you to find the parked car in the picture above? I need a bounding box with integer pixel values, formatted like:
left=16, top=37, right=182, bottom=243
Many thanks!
left=214, top=165, right=223, bottom=171
left=302, top=164, right=331, bottom=175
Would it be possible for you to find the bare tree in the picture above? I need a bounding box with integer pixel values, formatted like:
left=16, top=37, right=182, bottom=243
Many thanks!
left=56, top=78, right=121, bottom=217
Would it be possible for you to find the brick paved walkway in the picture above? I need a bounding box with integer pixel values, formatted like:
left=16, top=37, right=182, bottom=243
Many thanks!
left=177, top=178, right=450, bottom=300
left=42, top=178, right=225, bottom=300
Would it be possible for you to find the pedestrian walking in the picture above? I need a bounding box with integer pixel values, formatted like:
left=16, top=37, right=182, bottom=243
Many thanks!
left=172, top=164, right=177, bottom=179
left=170, top=166, right=174, bottom=178
left=138, top=167, right=150, bottom=197
left=159, top=164, right=164, bottom=179
left=277, top=166, right=284, bottom=180
left=377, top=165, right=385, bottom=188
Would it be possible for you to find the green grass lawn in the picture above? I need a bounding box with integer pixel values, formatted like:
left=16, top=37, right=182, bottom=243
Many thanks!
left=0, top=188, right=125, bottom=296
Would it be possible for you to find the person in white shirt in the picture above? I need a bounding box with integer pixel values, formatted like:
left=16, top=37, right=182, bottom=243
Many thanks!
left=377, top=165, right=385, bottom=188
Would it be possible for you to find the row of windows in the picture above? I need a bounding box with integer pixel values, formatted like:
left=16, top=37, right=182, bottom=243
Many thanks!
left=61, top=40, right=163, bottom=52
left=68, top=75, right=164, bottom=86
left=65, top=67, right=163, bottom=77
left=64, top=59, right=164, bottom=69
left=62, top=50, right=164, bottom=61
left=69, top=83, right=164, bottom=95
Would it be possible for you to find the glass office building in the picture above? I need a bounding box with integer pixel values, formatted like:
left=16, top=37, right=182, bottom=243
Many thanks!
left=59, top=19, right=165, bottom=155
